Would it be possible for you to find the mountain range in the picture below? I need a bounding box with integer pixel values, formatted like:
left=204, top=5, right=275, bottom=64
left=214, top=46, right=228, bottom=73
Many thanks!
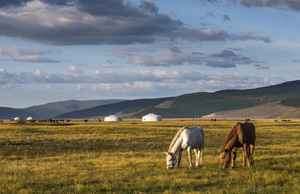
left=58, top=80, right=300, bottom=119
left=2, top=80, right=300, bottom=119
left=0, top=99, right=122, bottom=119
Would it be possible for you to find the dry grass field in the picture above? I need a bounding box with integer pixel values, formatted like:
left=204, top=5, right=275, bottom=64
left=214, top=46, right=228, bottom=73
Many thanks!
left=0, top=120, right=300, bottom=194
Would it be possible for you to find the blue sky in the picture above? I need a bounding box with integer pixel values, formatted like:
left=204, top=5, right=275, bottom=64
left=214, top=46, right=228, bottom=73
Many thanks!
left=0, top=0, right=300, bottom=107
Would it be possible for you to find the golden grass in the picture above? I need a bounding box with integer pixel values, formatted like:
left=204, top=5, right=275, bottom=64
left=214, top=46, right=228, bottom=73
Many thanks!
left=0, top=120, right=300, bottom=193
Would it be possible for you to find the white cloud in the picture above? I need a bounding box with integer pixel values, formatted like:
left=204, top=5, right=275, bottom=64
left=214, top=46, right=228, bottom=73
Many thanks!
left=239, top=0, right=300, bottom=11
left=64, top=65, right=83, bottom=77
left=0, top=67, right=278, bottom=93
left=0, top=68, right=6, bottom=73
left=33, top=69, right=48, bottom=77
left=127, top=47, right=257, bottom=68
left=0, top=46, right=59, bottom=63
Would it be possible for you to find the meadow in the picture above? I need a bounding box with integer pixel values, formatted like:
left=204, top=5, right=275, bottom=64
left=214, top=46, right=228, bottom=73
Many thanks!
left=0, top=119, right=300, bottom=194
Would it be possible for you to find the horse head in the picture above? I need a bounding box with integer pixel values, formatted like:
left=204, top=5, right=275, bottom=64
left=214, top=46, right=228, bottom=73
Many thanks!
left=219, top=149, right=232, bottom=168
left=165, top=152, right=177, bottom=169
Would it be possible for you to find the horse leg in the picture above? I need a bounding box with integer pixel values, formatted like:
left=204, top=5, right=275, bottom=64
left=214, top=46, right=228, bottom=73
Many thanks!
left=231, top=150, right=237, bottom=168
left=242, top=149, right=246, bottom=167
left=194, top=149, right=199, bottom=167
left=243, top=144, right=248, bottom=167
left=187, top=147, right=193, bottom=168
left=200, top=149, right=203, bottom=165
left=177, top=149, right=182, bottom=168
left=249, top=145, right=255, bottom=166
left=246, top=145, right=251, bottom=167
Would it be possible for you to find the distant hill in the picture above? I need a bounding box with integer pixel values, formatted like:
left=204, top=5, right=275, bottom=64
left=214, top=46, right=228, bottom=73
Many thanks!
left=0, top=99, right=123, bottom=119
left=0, top=107, right=30, bottom=120
left=207, top=102, right=300, bottom=119
left=3, top=80, right=300, bottom=120
left=58, top=80, right=300, bottom=119
left=57, top=98, right=173, bottom=119
left=281, top=96, right=300, bottom=107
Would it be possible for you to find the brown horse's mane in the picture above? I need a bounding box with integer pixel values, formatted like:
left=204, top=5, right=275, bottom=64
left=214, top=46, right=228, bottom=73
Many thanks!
left=219, top=122, right=242, bottom=153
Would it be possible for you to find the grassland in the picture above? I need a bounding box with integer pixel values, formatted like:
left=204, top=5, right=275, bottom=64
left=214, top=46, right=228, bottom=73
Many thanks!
left=0, top=120, right=300, bottom=194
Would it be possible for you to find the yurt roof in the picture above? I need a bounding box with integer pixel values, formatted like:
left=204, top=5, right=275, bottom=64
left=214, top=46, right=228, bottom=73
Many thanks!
left=143, top=113, right=161, bottom=118
left=105, top=115, right=119, bottom=118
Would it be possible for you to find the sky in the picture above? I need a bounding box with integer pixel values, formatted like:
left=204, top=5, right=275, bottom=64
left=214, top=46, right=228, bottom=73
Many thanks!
left=0, top=0, right=300, bottom=107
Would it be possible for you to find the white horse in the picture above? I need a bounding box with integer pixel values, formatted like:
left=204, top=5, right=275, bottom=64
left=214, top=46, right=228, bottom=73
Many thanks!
left=165, top=127, right=204, bottom=169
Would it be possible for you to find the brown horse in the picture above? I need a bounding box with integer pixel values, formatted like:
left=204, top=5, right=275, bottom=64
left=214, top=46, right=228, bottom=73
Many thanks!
left=219, top=121, right=256, bottom=168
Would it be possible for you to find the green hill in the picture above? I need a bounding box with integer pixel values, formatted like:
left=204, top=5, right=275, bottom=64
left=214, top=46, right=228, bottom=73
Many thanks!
left=0, top=107, right=30, bottom=120
left=0, top=99, right=123, bottom=119
left=58, top=80, right=300, bottom=119
left=58, top=98, right=173, bottom=118
left=280, top=97, right=300, bottom=107
left=3, top=80, right=300, bottom=119
left=25, top=99, right=123, bottom=119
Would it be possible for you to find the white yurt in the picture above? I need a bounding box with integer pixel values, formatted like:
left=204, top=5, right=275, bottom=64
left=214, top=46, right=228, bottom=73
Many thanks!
left=142, top=113, right=162, bottom=122
left=26, top=116, right=33, bottom=121
left=14, top=117, right=21, bottom=122
left=201, top=113, right=216, bottom=119
left=104, top=115, right=121, bottom=122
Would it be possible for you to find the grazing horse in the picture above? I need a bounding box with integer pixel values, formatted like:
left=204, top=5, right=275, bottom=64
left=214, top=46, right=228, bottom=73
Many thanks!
left=219, top=121, right=256, bottom=168
left=165, top=127, right=204, bottom=169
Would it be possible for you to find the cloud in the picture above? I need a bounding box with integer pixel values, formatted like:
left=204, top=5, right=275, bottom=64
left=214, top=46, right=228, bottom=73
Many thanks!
left=0, top=0, right=270, bottom=45
left=254, top=64, right=270, bottom=70
left=127, top=48, right=258, bottom=68
left=206, top=49, right=254, bottom=68
left=207, top=0, right=300, bottom=11
left=239, top=0, right=300, bottom=11
left=128, top=47, right=202, bottom=66
left=171, top=28, right=271, bottom=43
left=0, top=66, right=282, bottom=106
left=0, top=0, right=30, bottom=7
left=292, top=59, right=300, bottom=63
left=0, top=67, right=197, bottom=85
left=0, top=46, right=59, bottom=63
left=0, top=66, right=266, bottom=87
left=64, top=65, right=84, bottom=77
left=223, top=14, right=231, bottom=22
left=2, top=73, right=279, bottom=108
left=139, top=0, right=159, bottom=15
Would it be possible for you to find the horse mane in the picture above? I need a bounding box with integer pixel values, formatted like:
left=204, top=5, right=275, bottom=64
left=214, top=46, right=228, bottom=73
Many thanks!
left=168, top=127, right=186, bottom=152
left=219, top=123, right=241, bottom=152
